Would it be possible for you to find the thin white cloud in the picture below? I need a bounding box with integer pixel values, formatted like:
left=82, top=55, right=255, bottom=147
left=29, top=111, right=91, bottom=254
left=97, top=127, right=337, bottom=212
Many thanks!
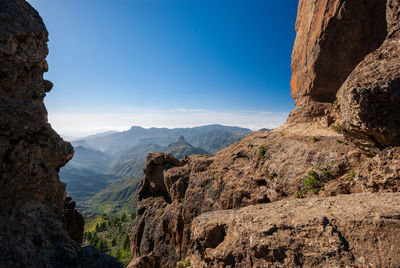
left=48, top=108, right=289, bottom=140
left=176, top=108, right=206, bottom=113
left=241, top=110, right=274, bottom=114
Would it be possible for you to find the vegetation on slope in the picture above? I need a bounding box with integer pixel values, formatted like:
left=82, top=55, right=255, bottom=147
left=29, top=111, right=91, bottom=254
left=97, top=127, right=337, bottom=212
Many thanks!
left=83, top=213, right=136, bottom=267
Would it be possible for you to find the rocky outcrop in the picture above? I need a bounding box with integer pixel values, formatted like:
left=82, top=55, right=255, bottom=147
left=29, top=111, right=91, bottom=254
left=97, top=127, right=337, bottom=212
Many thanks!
left=338, top=1, right=400, bottom=153
left=129, top=0, right=400, bottom=267
left=289, top=0, right=387, bottom=121
left=190, top=193, right=400, bottom=267
left=0, top=1, right=121, bottom=267
left=130, top=127, right=400, bottom=267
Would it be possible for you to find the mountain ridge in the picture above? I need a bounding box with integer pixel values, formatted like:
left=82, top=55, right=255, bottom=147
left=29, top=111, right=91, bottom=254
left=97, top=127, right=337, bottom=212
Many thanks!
left=71, top=124, right=251, bottom=155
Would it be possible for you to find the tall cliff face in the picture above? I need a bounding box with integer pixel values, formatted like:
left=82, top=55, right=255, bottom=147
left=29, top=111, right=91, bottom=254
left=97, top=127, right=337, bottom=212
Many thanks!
left=129, top=1, right=400, bottom=267
left=0, top=1, right=121, bottom=267
left=290, top=0, right=387, bottom=105
left=289, top=0, right=387, bottom=123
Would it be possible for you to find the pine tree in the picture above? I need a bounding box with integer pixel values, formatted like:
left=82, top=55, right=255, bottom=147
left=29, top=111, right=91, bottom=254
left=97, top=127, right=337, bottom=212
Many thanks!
left=116, top=249, right=122, bottom=260
left=111, top=238, right=117, bottom=247
left=103, top=240, right=108, bottom=253
left=123, top=234, right=130, bottom=251
left=98, top=239, right=108, bottom=253
left=101, top=222, right=107, bottom=231
left=130, top=212, right=136, bottom=220
left=121, top=212, right=127, bottom=222
left=91, top=231, right=98, bottom=245
left=95, top=223, right=100, bottom=232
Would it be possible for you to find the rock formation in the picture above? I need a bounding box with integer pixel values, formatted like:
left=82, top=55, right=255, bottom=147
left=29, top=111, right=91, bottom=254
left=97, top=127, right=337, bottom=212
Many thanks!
left=190, top=193, right=400, bottom=267
left=289, top=0, right=387, bottom=122
left=0, top=1, right=121, bottom=267
left=338, top=0, right=400, bottom=153
left=129, top=0, right=400, bottom=267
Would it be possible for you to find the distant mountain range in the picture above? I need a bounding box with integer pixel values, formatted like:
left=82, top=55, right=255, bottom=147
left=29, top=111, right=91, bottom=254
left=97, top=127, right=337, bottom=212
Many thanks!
left=72, top=124, right=250, bottom=155
left=61, top=124, right=252, bottom=215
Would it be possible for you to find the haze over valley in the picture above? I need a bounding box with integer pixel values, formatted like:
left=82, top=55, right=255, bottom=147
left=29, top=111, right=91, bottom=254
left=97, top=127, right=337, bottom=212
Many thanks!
left=60, top=124, right=252, bottom=215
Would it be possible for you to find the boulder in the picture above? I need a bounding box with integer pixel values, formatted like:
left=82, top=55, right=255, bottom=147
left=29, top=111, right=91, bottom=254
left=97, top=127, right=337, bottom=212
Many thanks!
left=338, top=1, right=400, bottom=154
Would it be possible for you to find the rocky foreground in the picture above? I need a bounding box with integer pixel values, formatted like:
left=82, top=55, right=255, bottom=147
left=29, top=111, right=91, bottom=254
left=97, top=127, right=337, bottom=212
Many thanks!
left=129, top=0, right=400, bottom=267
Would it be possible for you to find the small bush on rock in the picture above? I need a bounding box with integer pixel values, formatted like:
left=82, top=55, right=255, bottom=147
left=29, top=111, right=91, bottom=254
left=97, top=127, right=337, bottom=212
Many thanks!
left=258, top=145, right=266, bottom=159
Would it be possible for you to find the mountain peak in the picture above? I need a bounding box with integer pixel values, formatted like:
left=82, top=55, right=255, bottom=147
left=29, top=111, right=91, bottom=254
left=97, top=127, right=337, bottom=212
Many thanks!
left=178, top=135, right=185, bottom=142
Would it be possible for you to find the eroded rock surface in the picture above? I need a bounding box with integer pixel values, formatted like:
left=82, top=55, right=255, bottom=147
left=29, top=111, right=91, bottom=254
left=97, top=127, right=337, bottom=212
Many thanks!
left=190, top=193, right=400, bottom=267
left=0, top=1, right=121, bottom=267
left=338, top=1, right=400, bottom=153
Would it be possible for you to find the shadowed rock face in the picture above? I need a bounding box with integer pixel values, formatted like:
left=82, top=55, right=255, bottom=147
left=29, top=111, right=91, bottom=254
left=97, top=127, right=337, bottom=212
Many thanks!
left=129, top=1, right=400, bottom=267
left=338, top=1, right=400, bottom=153
left=289, top=0, right=388, bottom=124
left=291, top=0, right=387, bottom=105
left=0, top=1, right=121, bottom=267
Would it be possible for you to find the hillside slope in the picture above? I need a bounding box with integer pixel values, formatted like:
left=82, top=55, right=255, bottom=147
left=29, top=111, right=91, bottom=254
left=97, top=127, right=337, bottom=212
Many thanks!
left=85, top=136, right=211, bottom=215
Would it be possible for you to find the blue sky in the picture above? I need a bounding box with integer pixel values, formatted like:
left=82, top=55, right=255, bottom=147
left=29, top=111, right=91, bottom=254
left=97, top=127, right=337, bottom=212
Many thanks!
left=27, top=0, right=298, bottom=138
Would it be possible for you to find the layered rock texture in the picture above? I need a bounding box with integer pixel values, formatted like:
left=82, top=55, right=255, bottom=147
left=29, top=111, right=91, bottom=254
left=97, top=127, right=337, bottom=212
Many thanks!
left=129, top=0, right=400, bottom=267
left=0, top=1, right=121, bottom=267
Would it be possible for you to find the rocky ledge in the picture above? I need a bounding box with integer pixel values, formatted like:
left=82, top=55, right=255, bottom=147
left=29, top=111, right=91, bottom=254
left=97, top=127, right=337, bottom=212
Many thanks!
left=190, top=193, right=400, bottom=267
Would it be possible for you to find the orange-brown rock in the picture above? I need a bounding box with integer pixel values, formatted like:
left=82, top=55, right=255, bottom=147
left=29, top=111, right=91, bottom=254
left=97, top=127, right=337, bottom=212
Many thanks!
left=290, top=0, right=387, bottom=117
left=0, top=1, right=121, bottom=267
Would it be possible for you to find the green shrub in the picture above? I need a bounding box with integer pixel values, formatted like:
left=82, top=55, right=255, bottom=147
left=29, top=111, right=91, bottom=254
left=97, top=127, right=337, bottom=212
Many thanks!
left=308, top=170, right=317, bottom=178
left=176, top=259, right=191, bottom=268
left=304, top=176, right=319, bottom=189
left=312, top=137, right=319, bottom=142
left=184, top=259, right=191, bottom=267
left=347, top=172, right=356, bottom=182
left=333, top=99, right=338, bottom=105
left=258, top=145, right=266, bottom=159
left=295, top=189, right=308, bottom=198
